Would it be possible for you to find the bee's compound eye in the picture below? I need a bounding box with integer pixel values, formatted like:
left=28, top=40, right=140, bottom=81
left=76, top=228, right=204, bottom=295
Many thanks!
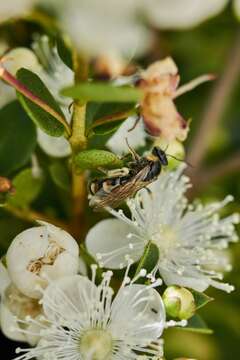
left=152, top=147, right=168, bottom=166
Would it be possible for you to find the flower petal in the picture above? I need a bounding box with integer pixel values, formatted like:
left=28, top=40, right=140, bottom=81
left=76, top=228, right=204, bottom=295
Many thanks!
left=61, top=0, right=151, bottom=57
left=106, top=116, right=146, bottom=155
left=43, top=275, right=96, bottom=327
left=0, top=262, right=10, bottom=296
left=0, top=303, right=27, bottom=342
left=37, top=129, right=71, bottom=158
left=159, top=268, right=209, bottom=292
left=86, top=218, right=143, bottom=269
left=109, top=284, right=165, bottom=343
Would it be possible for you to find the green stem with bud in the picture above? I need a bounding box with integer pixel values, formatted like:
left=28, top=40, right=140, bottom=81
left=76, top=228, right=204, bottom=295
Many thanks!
left=5, top=204, right=70, bottom=231
left=69, top=51, right=89, bottom=238
left=86, top=108, right=136, bottom=136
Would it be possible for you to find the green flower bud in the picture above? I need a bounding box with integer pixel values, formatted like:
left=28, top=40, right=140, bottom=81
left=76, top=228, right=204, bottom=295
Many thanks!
left=163, top=285, right=196, bottom=320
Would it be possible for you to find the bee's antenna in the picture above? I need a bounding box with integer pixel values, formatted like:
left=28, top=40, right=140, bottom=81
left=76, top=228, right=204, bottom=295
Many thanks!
left=125, top=138, right=140, bottom=161
left=163, top=143, right=169, bottom=152
left=166, top=154, right=194, bottom=168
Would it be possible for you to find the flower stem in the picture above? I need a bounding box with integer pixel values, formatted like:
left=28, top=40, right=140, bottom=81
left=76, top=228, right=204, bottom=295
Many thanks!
left=70, top=51, right=89, bottom=238
left=0, top=65, right=71, bottom=136
left=86, top=108, right=136, bottom=136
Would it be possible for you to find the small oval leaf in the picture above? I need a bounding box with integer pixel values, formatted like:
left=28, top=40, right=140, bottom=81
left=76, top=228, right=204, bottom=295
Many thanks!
left=134, top=242, right=159, bottom=283
left=17, top=68, right=65, bottom=137
left=61, top=82, right=143, bottom=103
left=49, top=161, right=71, bottom=192
left=191, top=290, right=213, bottom=310
left=8, top=168, right=43, bottom=208
left=180, top=314, right=213, bottom=334
left=74, top=149, right=123, bottom=171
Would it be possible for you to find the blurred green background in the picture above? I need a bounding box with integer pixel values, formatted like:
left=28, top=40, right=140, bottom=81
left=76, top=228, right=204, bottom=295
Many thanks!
left=0, top=4, right=240, bottom=360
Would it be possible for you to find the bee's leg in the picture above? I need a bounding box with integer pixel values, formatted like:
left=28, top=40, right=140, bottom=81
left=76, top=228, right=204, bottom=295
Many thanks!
left=125, top=138, right=140, bottom=161
left=97, top=167, right=109, bottom=175
left=68, top=101, right=74, bottom=114
left=107, top=167, right=129, bottom=177
left=127, top=115, right=141, bottom=132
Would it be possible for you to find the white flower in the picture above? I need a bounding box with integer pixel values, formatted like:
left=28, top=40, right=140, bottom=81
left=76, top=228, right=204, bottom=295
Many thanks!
left=106, top=116, right=146, bottom=155
left=86, top=165, right=239, bottom=293
left=58, top=0, right=152, bottom=58
left=43, top=0, right=237, bottom=58
left=14, top=268, right=166, bottom=360
left=6, top=221, right=79, bottom=299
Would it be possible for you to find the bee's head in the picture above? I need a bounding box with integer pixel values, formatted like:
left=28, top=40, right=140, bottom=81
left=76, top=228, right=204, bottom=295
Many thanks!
left=152, top=147, right=168, bottom=166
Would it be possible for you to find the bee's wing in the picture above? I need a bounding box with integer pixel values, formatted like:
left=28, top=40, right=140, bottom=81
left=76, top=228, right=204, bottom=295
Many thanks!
left=89, top=165, right=151, bottom=210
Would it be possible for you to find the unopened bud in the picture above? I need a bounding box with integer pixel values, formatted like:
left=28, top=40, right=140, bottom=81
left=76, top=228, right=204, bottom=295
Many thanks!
left=163, top=286, right=196, bottom=320
left=6, top=221, right=79, bottom=299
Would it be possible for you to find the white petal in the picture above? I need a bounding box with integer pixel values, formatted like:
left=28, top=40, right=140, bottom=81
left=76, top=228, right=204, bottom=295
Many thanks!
left=145, top=0, right=228, bottom=29
left=37, top=129, right=71, bottom=158
left=0, top=303, right=27, bottom=342
left=61, top=0, right=151, bottom=57
left=0, top=262, right=10, bottom=296
left=40, top=252, right=79, bottom=280
left=159, top=268, right=209, bottom=292
left=4, top=48, right=41, bottom=75
left=109, top=284, right=165, bottom=343
left=107, top=117, right=146, bottom=155
left=6, top=223, right=79, bottom=299
left=43, top=275, right=96, bottom=326
left=37, top=221, right=79, bottom=256
left=86, top=218, right=143, bottom=269
left=0, top=84, right=15, bottom=108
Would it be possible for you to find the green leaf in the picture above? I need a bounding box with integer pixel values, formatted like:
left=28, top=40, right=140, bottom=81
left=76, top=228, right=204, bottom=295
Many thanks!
left=191, top=290, right=213, bottom=310
left=61, top=82, right=143, bottom=103
left=134, top=242, right=159, bottom=283
left=0, top=101, right=37, bottom=175
left=181, top=314, right=213, bottom=334
left=49, top=161, right=71, bottom=192
left=74, top=149, right=123, bottom=171
left=93, top=120, right=124, bottom=136
left=86, top=102, right=134, bottom=136
left=8, top=168, right=43, bottom=208
left=17, top=68, right=65, bottom=137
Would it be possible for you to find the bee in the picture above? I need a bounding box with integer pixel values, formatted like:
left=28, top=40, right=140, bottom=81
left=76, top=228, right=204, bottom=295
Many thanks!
left=89, top=145, right=168, bottom=210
